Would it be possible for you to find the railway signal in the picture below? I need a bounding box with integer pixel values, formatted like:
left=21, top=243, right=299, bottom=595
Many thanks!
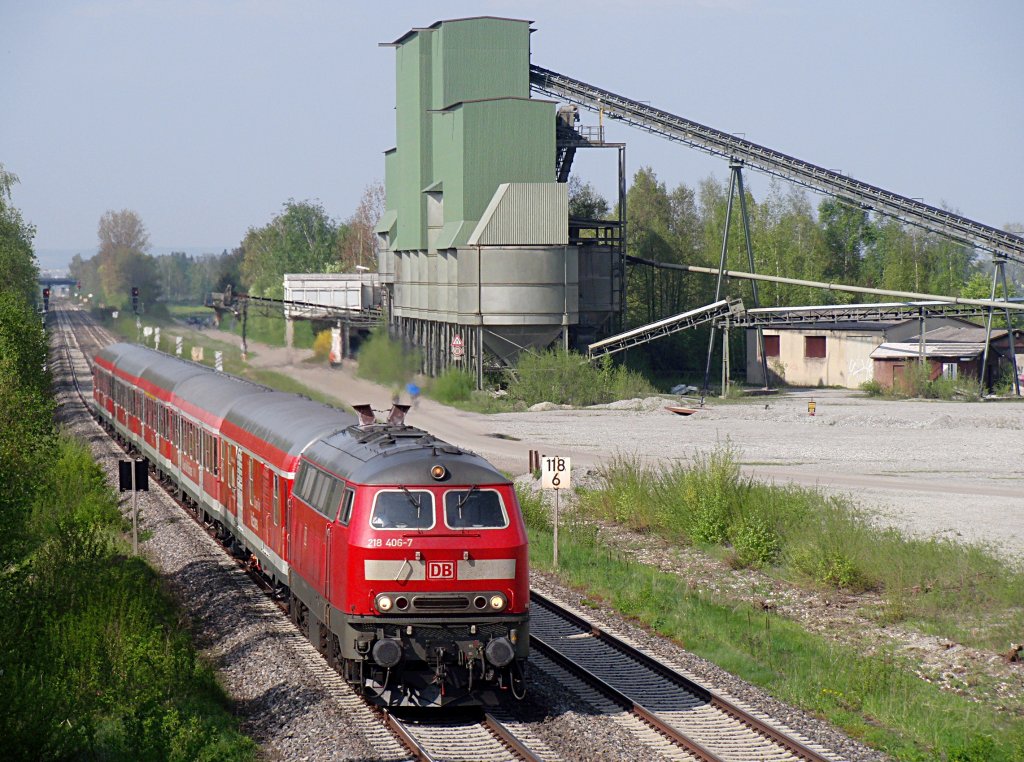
left=131, top=286, right=140, bottom=314
left=42, top=287, right=50, bottom=311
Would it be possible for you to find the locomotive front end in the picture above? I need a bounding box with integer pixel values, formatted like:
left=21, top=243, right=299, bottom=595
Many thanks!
left=342, top=478, right=529, bottom=707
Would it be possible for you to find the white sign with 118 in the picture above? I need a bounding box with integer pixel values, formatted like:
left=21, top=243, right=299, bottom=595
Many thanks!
left=541, top=456, right=571, bottom=490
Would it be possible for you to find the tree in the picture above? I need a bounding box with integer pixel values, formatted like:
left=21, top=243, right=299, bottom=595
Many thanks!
left=568, top=176, right=610, bottom=220
left=753, top=182, right=827, bottom=305
left=0, top=170, right=52, bottom=563
left=0, top=164, right=38, bottom=305
left=241, top=199, right=341, bottom=297
left=818, top=198, right=875, bottom=287
left=96, top=209, right=157, bottom=308
left=337, top=181, right=384, bottom=272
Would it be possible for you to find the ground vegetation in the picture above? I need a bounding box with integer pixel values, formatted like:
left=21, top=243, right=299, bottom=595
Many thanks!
left=0, top=171, right=255, bottom=760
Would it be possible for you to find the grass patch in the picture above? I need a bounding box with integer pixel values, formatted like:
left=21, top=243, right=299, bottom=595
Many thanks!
left=518, top=484, right=1024, bottom=761
left=1, top=436, right=256, bottom=761
left=575, top=446, right=1024, bottom=652
left=860, top=361, right=984, bottom=401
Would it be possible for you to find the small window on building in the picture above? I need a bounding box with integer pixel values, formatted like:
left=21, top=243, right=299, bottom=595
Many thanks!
left=805, top=336, right=826, bottom=359
left=764, top=335, right=780, bottom=358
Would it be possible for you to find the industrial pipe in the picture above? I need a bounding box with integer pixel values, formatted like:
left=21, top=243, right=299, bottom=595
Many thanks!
left=637, top=259, right=1024, bottom=313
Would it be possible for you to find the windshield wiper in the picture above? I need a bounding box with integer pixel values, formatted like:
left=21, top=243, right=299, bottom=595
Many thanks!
left=456, top=485, right=479, bottom=521
left=399, top=485, right=422, bottom=519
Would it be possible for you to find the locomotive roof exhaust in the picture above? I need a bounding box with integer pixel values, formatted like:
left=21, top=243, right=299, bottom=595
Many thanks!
left=352, top=403, right=411, bottom=427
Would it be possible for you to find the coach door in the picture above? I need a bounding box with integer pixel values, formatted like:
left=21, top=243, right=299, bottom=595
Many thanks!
left=261, top=470, right=279, bottom=555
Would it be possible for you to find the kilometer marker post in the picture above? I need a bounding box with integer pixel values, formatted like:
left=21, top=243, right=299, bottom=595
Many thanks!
left=541, top=456, right=571, bottom=568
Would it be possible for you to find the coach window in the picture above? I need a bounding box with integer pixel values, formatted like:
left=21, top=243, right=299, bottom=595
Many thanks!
left=339, top=487, right=355, bottom=525
left=444, top=489, right=508, bottom=529
left=370, top=490, right=434, bottom=530
left=295, top=463, right=316, bottom=503
left=309, top=473, right=333, bottom=514
left=212, top=438, right=220, bottom=476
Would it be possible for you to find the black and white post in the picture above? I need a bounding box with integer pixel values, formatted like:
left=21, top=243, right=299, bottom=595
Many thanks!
left=118, top=458, right=150, bottom=555
left=541, top=456, right=571, bottom=568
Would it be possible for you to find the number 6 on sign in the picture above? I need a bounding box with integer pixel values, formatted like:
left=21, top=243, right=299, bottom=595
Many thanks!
left=541, top=457, right=570, bottom=490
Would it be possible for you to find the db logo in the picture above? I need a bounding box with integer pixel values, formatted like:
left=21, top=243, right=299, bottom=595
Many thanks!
left=427, top=561, right=455, bottom=580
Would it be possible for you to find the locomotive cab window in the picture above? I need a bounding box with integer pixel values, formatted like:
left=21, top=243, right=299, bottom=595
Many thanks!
left=339, top=487, right=356, bottom=525
left=444, top=489, right=508, bottom=529
left=370, top=490, right=433, bottom=530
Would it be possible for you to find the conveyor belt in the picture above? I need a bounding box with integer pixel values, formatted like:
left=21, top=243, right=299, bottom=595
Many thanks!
left=530, top=65, right=1024, bottom=264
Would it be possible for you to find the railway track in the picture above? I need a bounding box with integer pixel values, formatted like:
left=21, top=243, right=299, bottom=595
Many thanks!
left=51, top=302, right=555, bottom=762
left=529, top=590, right=837, bottom=762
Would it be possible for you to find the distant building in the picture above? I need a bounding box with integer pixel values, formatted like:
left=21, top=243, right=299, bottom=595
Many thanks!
left=744, top=317, right=980, bottom=388
left=870, top=325, right=1024, bottom=390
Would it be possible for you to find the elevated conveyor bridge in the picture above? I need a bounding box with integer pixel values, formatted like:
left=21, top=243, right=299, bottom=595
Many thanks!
left=530, top=65, right=1024, bottom=264
left=588, top=299, right=744, bottom=360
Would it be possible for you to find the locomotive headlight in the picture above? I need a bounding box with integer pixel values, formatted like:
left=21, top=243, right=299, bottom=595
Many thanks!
left=376, top=595, right=393, bottom=612
left=489, top=594, right=506, bottom=611
left=430, top=464, right=447, bottom=480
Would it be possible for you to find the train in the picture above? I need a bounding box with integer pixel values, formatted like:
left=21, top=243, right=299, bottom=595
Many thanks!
left=91, top=342, right=529, bottom=707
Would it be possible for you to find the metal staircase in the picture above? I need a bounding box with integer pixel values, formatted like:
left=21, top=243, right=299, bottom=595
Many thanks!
left=530, top=65, right=1024, bottom=264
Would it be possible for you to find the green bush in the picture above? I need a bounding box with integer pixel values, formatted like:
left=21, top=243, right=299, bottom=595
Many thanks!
left=510, top=349, right=655, bottom=406
left=514, top=485, right=551, bottom=532
left=731, top=516, right=781, bottom=568
left=886, top=360, right=983, bottom=401
left=859, top=379, right=883, bottom=396
left=355, top=324, right=420, bottom=387
left=429, top=367, right=475, bottom=403
left=312, top=329, right=333, bottom=361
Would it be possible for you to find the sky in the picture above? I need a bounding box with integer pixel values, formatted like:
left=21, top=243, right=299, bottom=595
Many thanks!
left=4, top=0, right=1022, bottom=271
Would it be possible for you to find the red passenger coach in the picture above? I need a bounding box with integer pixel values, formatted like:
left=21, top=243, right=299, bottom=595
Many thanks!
left=92, top=343, right=529, bottom=707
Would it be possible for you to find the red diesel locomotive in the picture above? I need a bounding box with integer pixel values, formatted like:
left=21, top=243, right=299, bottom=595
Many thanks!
left=92, top=343, right=529, bottom=707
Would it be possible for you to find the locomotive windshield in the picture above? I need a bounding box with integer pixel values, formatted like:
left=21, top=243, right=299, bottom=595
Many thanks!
left=444, top=489, right=508, bottom=529
left=370, top=490, right=434, bottom=529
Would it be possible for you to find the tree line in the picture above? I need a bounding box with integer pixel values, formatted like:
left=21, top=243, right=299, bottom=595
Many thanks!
left=70, top=181, right=384, bottom=309
left=570, top=167, right=1021, bottom=379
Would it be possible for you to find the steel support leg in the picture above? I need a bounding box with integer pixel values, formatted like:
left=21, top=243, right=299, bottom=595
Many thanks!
left=701, top=165, right=738, bottom=397
left=734, top=163, right=769, bottom=389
